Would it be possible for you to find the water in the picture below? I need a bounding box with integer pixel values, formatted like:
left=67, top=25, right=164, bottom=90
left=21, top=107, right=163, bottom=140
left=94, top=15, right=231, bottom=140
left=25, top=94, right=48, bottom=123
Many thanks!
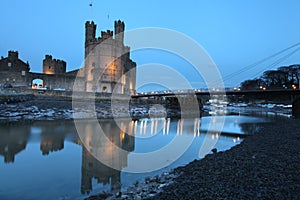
left=0, top=115, right=266, bottom=200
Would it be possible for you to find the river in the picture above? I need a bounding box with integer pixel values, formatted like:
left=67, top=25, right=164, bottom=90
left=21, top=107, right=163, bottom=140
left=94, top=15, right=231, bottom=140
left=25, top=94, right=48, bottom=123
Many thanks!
left=0, top=114, right=277, bottom=200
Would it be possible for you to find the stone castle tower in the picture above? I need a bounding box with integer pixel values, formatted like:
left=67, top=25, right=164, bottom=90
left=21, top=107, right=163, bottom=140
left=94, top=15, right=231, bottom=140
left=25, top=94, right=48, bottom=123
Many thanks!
left=42, top=55, right=66, bottom=75
left=84, top=20, right=136, bottom=94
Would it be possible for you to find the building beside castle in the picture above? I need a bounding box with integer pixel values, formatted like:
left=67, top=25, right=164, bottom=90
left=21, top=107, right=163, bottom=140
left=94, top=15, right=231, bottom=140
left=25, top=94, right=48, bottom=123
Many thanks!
left=0, top=51, right=80, bottom=90
left=0, top=51, right=30, bottom=87
left=0, top=20, right=136, bottom=95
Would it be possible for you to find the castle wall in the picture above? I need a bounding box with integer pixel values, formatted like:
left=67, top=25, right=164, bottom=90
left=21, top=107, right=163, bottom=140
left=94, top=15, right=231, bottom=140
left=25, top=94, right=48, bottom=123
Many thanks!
left=28, top=72, right=86, bottom=91
left=0, top=71, right=29, bottom=87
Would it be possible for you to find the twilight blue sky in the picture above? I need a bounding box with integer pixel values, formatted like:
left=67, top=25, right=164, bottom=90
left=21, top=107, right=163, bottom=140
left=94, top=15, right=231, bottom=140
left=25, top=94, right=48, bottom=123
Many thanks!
left=1, top=0, right=300, bottom=90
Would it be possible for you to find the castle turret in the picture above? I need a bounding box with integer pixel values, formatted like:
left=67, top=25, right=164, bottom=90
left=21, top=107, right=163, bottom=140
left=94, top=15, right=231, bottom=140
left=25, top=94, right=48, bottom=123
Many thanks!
left=85, top=21, right=96, bottom=45
left=114, top=20, right=125, bottom=44
left=8, top=51, right=19, bottom=61
left=43, top=55, right=66, bottom=75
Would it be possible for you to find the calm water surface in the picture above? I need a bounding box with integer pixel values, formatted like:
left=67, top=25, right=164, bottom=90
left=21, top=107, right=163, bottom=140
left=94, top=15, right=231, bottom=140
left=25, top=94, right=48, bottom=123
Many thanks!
left=0, top=115, right=268, bottom=200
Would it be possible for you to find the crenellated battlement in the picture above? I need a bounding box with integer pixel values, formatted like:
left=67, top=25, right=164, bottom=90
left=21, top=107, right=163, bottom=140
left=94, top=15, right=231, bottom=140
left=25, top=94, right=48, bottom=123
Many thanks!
left=114, top=20, right=125, bottom=34
left=44, top=54, right=66, bottom=64
left=8, top=51, right=19, bottom=60
left=85, top=20, right=126, bottom=48
left=85, top=21, right=97, bottom=44
left=101, top=30, right=113, bottom=40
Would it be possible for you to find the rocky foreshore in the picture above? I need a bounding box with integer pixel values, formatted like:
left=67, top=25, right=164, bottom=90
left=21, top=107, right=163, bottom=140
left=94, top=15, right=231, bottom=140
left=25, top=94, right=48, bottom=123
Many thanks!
left=87, top=118, right=300, bottom=200
left=0, top=99, right=148, bottom=121
left=0, top=97, right=292, bottom=123
left=0, top=99, right=188, bottom=122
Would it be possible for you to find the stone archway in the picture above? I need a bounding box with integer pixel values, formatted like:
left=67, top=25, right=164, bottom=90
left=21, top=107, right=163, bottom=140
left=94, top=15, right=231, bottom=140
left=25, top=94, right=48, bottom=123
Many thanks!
left=32, top=78, right=44, bottom=89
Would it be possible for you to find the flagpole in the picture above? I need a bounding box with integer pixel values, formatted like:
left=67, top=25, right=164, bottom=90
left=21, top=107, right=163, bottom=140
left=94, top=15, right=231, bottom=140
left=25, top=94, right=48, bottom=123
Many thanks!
left=89, top=1, right=93, bottom=20
left=107, top=14, right=110, bottom=30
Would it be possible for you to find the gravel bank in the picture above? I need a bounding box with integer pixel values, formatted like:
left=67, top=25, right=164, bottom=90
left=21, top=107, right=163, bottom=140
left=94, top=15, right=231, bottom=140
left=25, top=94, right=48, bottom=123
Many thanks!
left=149, top=119, right=300, bottom=199
left=0, top=99, right=196, bottom=122
left=0, top=99, right=161, bottom=122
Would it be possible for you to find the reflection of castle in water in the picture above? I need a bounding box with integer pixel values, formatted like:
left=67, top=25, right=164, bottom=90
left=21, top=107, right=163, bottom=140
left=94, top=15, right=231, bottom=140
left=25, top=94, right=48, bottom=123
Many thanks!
left=0, top=124, right=30, bottom=163
left=0, top=120, right=135, bottom=195
left=81, top=147, right=122, bottom=194
left=39, top=122, right=69, bottom=155
left=80, top=120, right=135, bottom=194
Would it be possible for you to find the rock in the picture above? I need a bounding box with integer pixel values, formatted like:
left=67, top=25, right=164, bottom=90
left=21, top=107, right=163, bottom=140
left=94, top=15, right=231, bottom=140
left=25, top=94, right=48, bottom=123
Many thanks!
left=134, top=180, right=139, bottom=187
left=121, top=194, right=128, bottom=199
left=115, top=191, right=122, bottom=198
left=148, top=193, right=156, bottom=198
left=158, top=183, right=167, bottom=189
left=145, top=176, right=150, bottom=183
left=211, top=148, right=217, bottom=154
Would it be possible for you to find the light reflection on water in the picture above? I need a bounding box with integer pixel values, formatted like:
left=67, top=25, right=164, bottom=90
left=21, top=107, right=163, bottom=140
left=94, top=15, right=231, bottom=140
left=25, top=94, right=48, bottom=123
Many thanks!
left=0, top=116, right=264, bottom=200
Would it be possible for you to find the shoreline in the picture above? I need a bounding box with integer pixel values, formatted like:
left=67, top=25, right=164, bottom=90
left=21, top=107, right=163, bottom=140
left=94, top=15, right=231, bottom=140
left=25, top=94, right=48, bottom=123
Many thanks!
left=0, top=98, right=206, bottom=124
left=86, top=118, right=299, bottom=200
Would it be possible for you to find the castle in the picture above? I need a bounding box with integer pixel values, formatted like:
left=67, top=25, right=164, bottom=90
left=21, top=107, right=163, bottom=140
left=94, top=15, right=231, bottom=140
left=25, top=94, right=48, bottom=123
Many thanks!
left=84, top=20, right=136, bottom=94
left=0, top=20, right=136, bottom=95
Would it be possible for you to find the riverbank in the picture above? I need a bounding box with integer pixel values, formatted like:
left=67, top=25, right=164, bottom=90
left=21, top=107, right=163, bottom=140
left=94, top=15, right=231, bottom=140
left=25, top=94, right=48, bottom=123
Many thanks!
left=0, top=98, right=207, bottom=123
left=0, top=99, right=170, bottom=122
left=152, top=118, right=300, bottom=199
left=87, top=118, right=300, bottom=199
left=0, top=98, right=292, bottom=123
